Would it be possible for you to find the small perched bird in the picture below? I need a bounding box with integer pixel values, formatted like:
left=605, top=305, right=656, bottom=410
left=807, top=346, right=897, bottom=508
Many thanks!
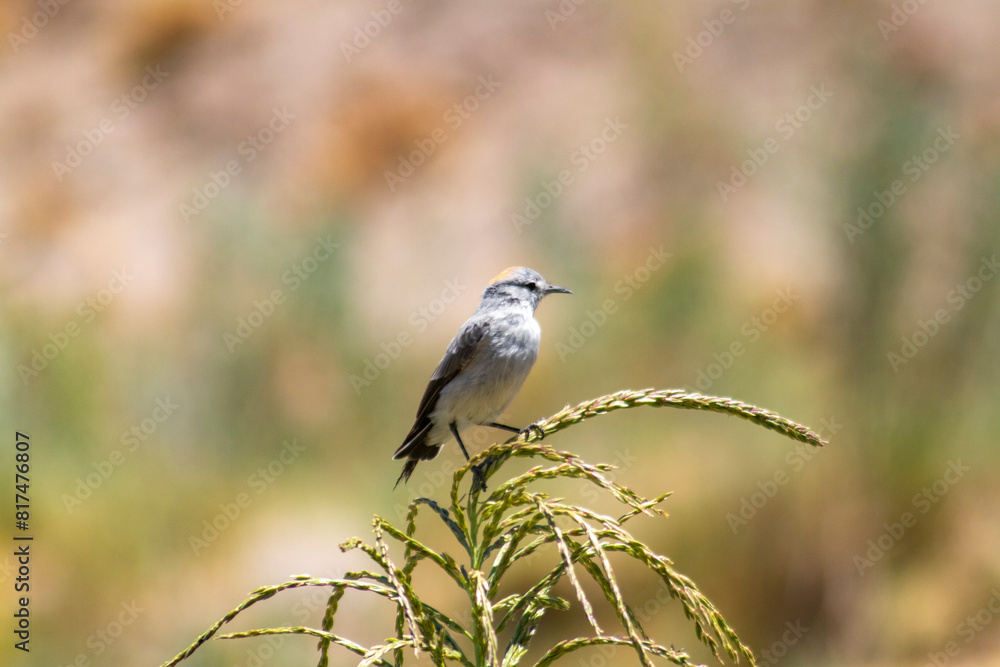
left=393, top=267, right=572, bottom=487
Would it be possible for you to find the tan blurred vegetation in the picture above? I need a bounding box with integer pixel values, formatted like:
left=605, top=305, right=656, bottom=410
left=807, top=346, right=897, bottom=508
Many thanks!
left=2, top=0, right=1000, bottom=666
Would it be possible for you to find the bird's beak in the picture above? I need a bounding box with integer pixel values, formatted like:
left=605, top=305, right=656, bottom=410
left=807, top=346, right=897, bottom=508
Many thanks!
left=544, top=284, right=573, bottom=295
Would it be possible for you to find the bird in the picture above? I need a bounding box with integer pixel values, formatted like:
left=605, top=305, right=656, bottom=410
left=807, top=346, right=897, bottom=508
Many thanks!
left=393, top=267, right=572, bottom=488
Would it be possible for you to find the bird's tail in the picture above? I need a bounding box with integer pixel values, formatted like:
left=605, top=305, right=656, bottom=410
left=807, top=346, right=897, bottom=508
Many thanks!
left=393, top=420, right=441, bottom=489
left=394, top=458, right=419, bottom=488
left=393, top=444, right=442, bottom=488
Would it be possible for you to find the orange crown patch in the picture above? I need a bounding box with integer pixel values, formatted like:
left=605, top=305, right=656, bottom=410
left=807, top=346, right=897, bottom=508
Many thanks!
left=489, top=266, right=526, bottom=284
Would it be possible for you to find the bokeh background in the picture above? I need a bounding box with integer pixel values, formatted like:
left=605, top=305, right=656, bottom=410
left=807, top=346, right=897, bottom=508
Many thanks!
left=3, top=0, right=1000, bottom=665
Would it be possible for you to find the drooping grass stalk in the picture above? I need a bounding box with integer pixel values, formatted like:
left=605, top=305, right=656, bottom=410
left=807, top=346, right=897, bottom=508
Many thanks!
left=468, top=387, right=824, bottom=482
left=160, top=388, right=825, bottom=667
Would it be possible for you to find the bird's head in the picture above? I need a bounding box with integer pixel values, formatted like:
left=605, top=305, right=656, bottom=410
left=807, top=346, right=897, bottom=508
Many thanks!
left=481, top=266, right=572, bottom=311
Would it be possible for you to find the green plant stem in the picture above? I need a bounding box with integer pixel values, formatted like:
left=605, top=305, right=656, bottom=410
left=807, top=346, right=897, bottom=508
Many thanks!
left=160, top=388, right=825, bottom=667
left=461, top=387, right=826, bottom=489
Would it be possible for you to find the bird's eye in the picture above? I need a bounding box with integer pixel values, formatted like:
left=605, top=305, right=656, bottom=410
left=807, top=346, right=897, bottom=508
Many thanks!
left=524, top=281, right=539, bottom=291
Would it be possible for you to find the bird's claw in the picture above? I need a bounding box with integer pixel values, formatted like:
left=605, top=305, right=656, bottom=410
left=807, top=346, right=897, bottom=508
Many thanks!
left=471, top=462, right=489, bottom=494
left=521, top=422, right=546, bottom=441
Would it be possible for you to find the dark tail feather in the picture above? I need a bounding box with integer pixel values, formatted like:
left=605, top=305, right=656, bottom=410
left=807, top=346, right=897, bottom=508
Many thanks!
left=393, top=419, right=433, bottom=460
left=394, top=458, right=420, bottom=489
left=393, top=443, right=443, bottom=489
left=393, top=419, right=443, bottom=489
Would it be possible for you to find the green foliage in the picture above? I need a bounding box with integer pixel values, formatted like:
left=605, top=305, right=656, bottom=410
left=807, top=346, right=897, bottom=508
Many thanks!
left=160, top=388, right=826, bottom=667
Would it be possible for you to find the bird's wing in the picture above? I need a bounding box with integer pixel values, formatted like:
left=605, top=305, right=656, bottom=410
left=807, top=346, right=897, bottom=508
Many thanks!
left=392, top=318, right=490, bottom=461
left=413, top=318, right=491, bottom=424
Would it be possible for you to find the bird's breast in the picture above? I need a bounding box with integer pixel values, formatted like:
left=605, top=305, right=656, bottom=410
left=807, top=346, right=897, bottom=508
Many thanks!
left=436, top=314, right=541, bottom=425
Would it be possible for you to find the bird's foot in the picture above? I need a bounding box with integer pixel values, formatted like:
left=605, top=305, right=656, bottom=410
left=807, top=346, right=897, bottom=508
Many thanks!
left=471, top=462, right=489, bottom=495
left=520, top=421, right=546, bottom=441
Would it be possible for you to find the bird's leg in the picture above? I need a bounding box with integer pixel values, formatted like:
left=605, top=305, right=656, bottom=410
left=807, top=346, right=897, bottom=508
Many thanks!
left=486, top=421, right=545, bottom=441
left=485, top=422, right=521, bottom=434
left=452, top=422, right=488, bottom=491
left=451, top=422, right=472, bottom=460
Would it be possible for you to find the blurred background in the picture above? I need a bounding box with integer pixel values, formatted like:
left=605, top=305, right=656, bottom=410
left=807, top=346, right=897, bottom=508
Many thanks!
left=3, top=0, right=1000, bottom=665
